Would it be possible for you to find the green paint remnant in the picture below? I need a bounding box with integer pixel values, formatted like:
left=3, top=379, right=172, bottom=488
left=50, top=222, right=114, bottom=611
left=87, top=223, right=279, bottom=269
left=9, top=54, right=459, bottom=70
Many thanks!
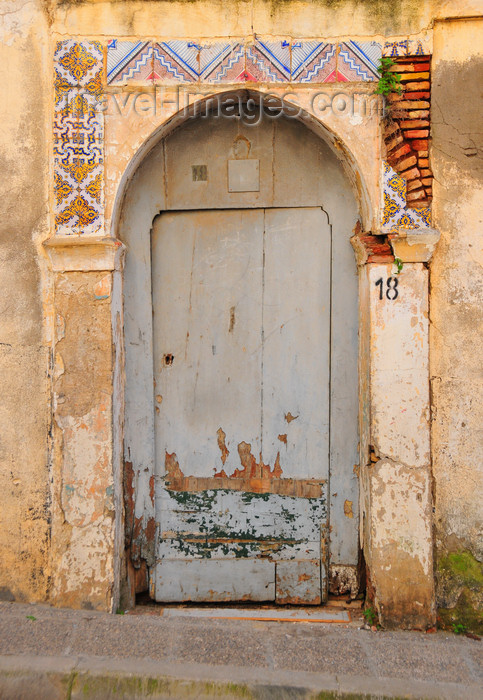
left=163, top=488, right=326, bottom=561
left=241, top=491, right=270, bottom=503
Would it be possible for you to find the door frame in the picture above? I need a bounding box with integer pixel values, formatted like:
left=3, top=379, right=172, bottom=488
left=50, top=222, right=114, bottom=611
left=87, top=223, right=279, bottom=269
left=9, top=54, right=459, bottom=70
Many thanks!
left=45, top=88, right=439, bottom=627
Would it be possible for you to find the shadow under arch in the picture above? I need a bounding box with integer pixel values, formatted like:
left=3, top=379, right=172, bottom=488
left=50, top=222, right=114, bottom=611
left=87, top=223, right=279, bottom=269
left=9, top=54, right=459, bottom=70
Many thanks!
left=110, top=88, right=373, bottom=237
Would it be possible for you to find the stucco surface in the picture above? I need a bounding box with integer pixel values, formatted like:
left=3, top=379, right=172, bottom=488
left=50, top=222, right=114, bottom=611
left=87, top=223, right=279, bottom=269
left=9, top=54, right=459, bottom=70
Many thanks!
left=0, top=1, right=51, bottom=603
left=431, top=17, right=483, bottom=629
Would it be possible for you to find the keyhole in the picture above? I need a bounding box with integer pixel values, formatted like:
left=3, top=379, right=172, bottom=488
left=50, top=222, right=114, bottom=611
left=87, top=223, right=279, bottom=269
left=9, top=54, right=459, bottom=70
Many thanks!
left=164, top=354, right=174, bottom=366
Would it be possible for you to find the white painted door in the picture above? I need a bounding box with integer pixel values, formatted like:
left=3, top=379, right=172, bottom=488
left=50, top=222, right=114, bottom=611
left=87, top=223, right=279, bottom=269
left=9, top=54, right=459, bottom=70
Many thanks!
left=151, top=208, right=331, bottom=603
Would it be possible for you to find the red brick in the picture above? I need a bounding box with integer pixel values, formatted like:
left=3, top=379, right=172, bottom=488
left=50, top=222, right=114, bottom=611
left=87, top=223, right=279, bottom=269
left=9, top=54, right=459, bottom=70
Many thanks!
left=388, top=63, right=430, bottom=72
left=407, top=178, right=423, bottom=191
left=402, top=81, right=430, bottom=91
left=418, top=150, right=429, bottom=158
left=406, top=188, right=427, bottom=202
left=384, top=120, right=400, bottom=137
left=403, top=91, right=431, bottom=100
left=421, top=177, right=433, bottom=186
left=418, top=158, right=429, bottom=167
left=388, top=143, right=412, bottom=161
left=398, top=56, right=430, bottom=63
left=404, top=129, right=430, bottom=138
left=400, top=119, right=430, bottom=128
left=420, top=168, right=432, bottom=177
left=411, top=139, right=429, bottom=151
left=385, top=134, right=404, bottom=151
left=400, top=166, right=421, bottom=180
left=397, top=100, right=430, bottom=109
left=394, top=155, right=417, bottom=172
left=407, top=110, right=430, bottom=118
left=399, top=72, right=430, bottom=81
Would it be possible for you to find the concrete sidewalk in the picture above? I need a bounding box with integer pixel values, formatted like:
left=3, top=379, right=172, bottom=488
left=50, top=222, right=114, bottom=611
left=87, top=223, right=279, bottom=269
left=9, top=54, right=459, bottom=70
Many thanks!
left=0, top=601, right=481, bottom=699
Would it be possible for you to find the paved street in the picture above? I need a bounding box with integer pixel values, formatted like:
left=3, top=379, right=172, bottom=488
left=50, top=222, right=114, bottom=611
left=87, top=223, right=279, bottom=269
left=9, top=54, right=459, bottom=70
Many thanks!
left=0, top=601, right=481, bottom=699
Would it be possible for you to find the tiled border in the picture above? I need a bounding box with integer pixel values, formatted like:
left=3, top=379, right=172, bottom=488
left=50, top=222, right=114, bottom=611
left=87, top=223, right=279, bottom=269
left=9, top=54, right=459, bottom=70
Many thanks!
left=383, top=36, right=431, bottom=58
left=106, top=39, right=382, bottom=86
left=53, top=41, right=104, bottom=236
left=52, top=35, right=432, bottom=237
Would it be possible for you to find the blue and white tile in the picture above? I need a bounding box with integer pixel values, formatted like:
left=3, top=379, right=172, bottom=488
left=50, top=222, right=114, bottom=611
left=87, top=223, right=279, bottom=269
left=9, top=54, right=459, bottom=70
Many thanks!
left=107, top=40, right=153, bottom=85
left=153, top=41, right=199, bottom=83
left=244, top=40, right=290, bottom=82
left=337, top=41, right=381, bottom=81
left=383, top=39, right=409, bottom=57
left=199, top=42, right=236, bottom=81
left=203, top=43, right=246, bottom=83
left=291, top=42, right=337, bottom=83
left=408, top=35, right=431, bottom=57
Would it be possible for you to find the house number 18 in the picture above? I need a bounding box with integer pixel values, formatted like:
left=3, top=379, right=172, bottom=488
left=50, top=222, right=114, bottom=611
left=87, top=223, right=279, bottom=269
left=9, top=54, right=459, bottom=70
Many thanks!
left=375, top=277, right=399, bottom=300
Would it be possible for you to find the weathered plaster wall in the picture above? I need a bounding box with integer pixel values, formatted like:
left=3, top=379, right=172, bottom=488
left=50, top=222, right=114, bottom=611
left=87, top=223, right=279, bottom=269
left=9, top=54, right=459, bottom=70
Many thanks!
left=50, top=270, right=117, bottom=610
left=358, top=262, right=435, bottom=629
left=48, top=0, right=482, bottom=40
left=431, top=17, right=483, bottom=633
left=0, top=0, right=481, bottom=624
left=0, top=1, right=52, bottom=602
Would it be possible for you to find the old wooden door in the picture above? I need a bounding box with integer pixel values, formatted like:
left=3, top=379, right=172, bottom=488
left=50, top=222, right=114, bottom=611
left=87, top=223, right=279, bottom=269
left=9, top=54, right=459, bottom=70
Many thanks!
left=151, top=206, right=331, bottom=604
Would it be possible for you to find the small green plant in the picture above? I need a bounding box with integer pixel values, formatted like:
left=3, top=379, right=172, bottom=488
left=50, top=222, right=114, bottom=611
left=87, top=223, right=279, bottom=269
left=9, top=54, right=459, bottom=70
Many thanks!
left=26, top=615, right=36, bottom=621
left=452, top=622, right=467, bottom=635
left=363, top=606, right=377, bottom=625
left=393, top=257, right=404, bottom=275
left=375, top=57, right=402, bottom=97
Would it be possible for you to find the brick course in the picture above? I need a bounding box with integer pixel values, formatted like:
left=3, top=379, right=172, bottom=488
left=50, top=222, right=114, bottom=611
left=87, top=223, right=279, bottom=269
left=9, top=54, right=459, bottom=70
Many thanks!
left=383, top=55, right=434, bottom=206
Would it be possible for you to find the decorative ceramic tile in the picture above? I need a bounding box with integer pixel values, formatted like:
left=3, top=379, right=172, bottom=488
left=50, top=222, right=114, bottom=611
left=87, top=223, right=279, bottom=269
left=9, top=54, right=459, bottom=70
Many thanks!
left=199, top=42, right=236, bottom=81
left=203, top=43, right=246, bottom=83
left=382, top=161, right=431, bottom=231
left=244, top=40, right=290, bottom=82
left=337, top=41, right=381, bottom=82
left=107, top=41, right=153, bottom=85
left=409, top=40, right=425, bottom=56
left=408, top=37, right=431, bottom=57
left=153, top=41, right=199, bottom=83
left=53, top=100, right=103, bottom=164
left=54, top=162, right=103, bottom=234
left=291, top=42, right=337, bottom=83
left=53, top=41, right=104, bottom=235
left=383, top=39, right=409, bottom=57
left=55, top=40, right=103, bottom=87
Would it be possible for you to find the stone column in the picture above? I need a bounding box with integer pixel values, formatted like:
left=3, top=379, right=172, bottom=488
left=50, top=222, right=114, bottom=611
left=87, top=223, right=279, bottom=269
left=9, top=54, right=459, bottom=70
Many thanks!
left=357, top=228, right=440, bottom=629
left=44, top=236, right=125, bottom=611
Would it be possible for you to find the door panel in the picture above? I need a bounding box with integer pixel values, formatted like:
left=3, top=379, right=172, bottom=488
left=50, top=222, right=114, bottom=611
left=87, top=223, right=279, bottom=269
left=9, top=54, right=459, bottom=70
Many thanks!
left=155, top=559, right=275, bottom=603
left=152, top=208, right=330, bottom=603
left=262, top=208, right=330, bottom=477
left=152, top=209, right=264, bottom=478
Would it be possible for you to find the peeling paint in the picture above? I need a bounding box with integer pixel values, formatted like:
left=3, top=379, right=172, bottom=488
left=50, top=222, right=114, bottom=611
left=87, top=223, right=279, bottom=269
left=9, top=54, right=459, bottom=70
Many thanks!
left=344, top=500, right=354, bottom=518
left=165, top=450, right=325, bottom=498
left=216, top=427, right=229, bottom=466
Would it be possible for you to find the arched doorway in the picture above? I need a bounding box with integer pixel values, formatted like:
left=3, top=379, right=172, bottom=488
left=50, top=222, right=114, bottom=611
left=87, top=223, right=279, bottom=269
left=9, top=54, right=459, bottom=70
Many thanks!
left=121, top=97, right=360, bottom=604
